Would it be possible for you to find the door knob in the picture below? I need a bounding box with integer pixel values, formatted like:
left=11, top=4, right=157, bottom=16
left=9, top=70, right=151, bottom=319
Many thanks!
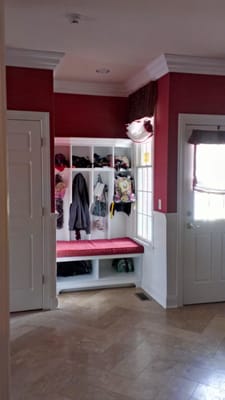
left=186, top=222, right=200, bottom=229
left=186, top=222, right=195, bottom=229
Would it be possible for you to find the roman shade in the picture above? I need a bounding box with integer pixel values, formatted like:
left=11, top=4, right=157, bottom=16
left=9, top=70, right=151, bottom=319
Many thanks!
left=188, top=129, right=225, bottom=144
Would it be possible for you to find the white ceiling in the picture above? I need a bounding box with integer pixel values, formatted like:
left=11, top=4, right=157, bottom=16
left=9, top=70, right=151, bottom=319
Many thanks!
left=4, top=0, right=225, bottom=94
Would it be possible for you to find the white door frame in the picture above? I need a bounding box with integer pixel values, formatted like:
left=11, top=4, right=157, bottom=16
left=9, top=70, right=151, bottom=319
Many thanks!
left=177, top=113, right=225, bottom=306
left=0, top=0, right=10, bottom=395
left=7, top=110, right=57, bottom=310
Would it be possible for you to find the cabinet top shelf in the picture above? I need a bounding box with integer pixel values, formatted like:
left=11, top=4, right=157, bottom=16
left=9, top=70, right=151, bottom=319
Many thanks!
left=55, top=137, right=132, bottom=148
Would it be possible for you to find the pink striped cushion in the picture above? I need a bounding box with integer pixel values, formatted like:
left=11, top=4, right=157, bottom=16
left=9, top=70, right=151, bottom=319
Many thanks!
left=56, top=237, right=144, bottom=258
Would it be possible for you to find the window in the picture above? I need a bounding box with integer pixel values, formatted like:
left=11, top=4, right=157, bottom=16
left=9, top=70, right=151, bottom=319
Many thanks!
left=193, top=144, right=225, bottom=220
left=188, top=128, right=225, bottom=221
left=135, top=138, right=153, bottom=242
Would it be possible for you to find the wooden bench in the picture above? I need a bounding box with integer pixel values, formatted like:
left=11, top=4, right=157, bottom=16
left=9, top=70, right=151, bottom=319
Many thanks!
left=56, top=237, right=144, bottom=293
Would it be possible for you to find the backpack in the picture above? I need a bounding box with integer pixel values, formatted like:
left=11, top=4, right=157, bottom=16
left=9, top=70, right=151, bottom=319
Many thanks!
left=114, top=174, right=135, bottom=203
left=112, top=258, right=134, bottom=273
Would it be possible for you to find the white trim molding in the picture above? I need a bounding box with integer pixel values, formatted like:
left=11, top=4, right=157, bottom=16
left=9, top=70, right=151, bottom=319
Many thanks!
left=54, top=79, right=127, bottom=97
left=6, top=47, right=64, bottom=70
left=5, top=49, right=225, bottom=96
left=55, top=53, right=225, bottom=97
left=125, top=54, right=169, bottom=95
left=126, top=53, right=225, bottom=95
left=0, top=0, right=10, bottom=397
left=166, top=53, right=225, bottom=76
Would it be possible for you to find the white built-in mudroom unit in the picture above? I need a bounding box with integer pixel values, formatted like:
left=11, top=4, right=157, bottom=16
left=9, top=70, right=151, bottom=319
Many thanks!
left=55, top=137, right=146, bottom=294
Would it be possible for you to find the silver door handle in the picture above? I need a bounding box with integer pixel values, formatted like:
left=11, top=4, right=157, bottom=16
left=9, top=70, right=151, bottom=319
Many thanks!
left=186, top=222, right=195, bottom=229
left=186, top=222, right=200, bottom=229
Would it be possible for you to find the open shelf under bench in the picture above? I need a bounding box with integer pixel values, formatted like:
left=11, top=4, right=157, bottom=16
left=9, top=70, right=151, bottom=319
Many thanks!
left=56, top=238, right=144, bottom=293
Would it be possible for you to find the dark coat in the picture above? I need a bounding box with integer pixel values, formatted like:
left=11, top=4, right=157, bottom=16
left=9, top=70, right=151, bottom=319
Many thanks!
left=69, top=173, right=90, bottom=234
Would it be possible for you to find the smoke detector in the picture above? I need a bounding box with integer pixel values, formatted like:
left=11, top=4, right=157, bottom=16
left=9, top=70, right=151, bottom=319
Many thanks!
left=66, top=13, right=82, bottom=24
left=66, top=13, right=92, bottom=24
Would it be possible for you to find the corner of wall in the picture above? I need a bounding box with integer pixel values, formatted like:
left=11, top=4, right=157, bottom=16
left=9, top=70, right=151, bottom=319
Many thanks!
left=166, top=212, right=179, bottom=308
left=141, top=211, right=167, bottom=308
left=142, top=211, right=179, bottom=309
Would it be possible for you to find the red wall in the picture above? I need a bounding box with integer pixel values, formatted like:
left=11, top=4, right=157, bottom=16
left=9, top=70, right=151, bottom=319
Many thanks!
left=156, top=72, right=225, bottom=213
left=6, top=67, right=128, bottom=210
left=6, top=66, right=54, bottom=112
left=6, top=66, right=55, bottom=210
left=54, top=93, right=128, bottom=138
left=8, top=68, right=225, bottom=215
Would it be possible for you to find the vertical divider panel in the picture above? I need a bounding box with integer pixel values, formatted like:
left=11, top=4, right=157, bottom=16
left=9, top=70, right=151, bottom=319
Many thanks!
left=90, top=145, right=94, bottom=167
left=69, top=144, right=73, bottom=241
left=89, top=166, right=93, bottom=240
left=107, top=169, right=114, bottom=239
left=109, top=144, right=115, bottom=239
left=89, top=146, right=94, bottom=207
left=133, top=256, right=142, bottom=285
left=89, top=145, right=94, bottom=240
left=55, top=144, right=71, bottom=241
left=92, top=258, right=99, bottom=279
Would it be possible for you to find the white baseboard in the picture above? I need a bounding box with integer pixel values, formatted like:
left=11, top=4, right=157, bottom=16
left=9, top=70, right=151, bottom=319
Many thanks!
left=166, top=294, right=179, bottom=308
left=142, top=284, right=167, bottom=309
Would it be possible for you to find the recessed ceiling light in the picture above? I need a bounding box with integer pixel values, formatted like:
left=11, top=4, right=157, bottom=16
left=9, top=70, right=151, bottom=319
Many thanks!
left=96, top=68, right=110, bottom=74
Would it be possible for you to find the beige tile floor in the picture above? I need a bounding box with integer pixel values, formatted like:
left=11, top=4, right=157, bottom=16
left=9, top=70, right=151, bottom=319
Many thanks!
left=10, top=287, right=225, bottom=400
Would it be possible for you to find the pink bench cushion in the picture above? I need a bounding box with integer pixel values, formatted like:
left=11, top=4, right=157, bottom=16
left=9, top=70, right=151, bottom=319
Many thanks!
left=56, top=237, right=144, bottom=258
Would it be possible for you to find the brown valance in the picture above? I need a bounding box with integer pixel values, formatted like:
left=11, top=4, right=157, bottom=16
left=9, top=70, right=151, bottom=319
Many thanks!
left=188, top=129, right=225, bottom=144
left=127, top=81, right=157, bottom=123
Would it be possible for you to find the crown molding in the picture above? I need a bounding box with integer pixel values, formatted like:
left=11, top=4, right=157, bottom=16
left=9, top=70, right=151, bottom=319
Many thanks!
left=125, top=54, right=169, bottom=95
left=54, top=79, right=127, bottom=97
left=55, top=53, right=225, bottom=96
left=165, top=53, right=225, bottom=75
left=55, top=54, right=169, bottom=97
left=125, top=53, right=225, bottom=95
left=6, top=48, right=225, bottom=95
left=5, top=47, right=64, bottom=70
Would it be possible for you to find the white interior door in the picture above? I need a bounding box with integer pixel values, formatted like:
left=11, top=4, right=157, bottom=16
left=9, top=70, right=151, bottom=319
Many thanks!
left=182, top=120, right=225, bottom=304
left=8, top=117, right=44, bottom=312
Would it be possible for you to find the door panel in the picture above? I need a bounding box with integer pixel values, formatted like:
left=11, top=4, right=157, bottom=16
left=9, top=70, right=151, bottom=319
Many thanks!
left=8, top=119, right=44, bottom=311
left=183, top=123, right=225, bottom=304
left=195, top=233, right=211, bottom=281
left=222, top=235, right=225, bottom=280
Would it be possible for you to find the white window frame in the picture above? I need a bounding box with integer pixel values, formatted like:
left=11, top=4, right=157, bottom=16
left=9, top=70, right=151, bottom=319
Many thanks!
left=134, top=137, right=153, bottom=243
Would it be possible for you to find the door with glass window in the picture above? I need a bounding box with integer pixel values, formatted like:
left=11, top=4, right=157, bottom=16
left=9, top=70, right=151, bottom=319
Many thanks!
left=183, top=123, right=225, bottom=304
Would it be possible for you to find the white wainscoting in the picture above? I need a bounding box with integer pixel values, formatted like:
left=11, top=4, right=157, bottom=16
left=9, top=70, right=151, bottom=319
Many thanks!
left=166, top=213, right=178, bottom=308
left=43, top=213, right=58, bottom=310
left=141, top=211, right=178, bottom=309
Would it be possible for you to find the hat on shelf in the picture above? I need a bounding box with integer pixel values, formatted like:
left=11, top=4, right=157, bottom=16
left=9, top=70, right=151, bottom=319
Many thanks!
left=55, top=153, right=70, bottom=171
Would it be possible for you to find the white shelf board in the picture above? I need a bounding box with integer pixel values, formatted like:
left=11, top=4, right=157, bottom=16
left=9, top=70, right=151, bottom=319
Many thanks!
left=55, top=137, right=132, bottom=148
left=57, top=279, right=136, bottom=293
left=57, top=272, right=137, bottom=292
